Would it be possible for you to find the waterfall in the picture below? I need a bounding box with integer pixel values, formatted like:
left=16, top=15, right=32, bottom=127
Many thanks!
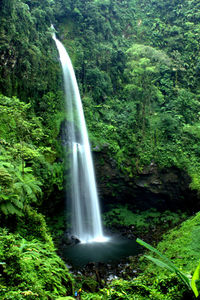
left=52, top=28, right=107, bottom=243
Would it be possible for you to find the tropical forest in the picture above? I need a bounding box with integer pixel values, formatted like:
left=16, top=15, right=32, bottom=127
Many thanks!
left=1, top=0, right=200, bottom=299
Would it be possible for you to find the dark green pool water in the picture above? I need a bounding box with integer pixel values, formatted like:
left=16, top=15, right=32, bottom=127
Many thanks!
left=62, top=236, right=140, bottom=267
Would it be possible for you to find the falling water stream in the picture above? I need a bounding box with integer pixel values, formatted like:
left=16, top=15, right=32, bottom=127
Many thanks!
left=52, top=28, right=107, bottom=243
left=52, top=27, right=140, bottom=268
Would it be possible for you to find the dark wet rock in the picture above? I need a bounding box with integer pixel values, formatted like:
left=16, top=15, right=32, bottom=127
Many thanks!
left=71, top=235, right=81, bottom=244
left=94, top=149, right=198, bottom=210
left=61, top=232, right=81, bottom=246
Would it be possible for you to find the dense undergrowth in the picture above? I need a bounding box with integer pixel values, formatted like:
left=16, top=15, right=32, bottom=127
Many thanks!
left=103, top=205, right=188, bottom=234
left=0, top=207, right=74, bottom=299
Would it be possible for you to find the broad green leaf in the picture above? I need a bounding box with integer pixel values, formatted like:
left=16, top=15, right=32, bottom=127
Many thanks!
left=137, top=238, right=177, bottom=268
left=191, top=261, right=200, bottom=297
left=144, top=255, right=175, bottom=272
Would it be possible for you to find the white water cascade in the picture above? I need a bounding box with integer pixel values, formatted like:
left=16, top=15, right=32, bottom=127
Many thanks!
left=52, top=29, right=107, bottom=243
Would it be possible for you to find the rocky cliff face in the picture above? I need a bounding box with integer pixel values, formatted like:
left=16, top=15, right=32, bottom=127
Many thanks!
left=94, top=150, right=197, bottom=211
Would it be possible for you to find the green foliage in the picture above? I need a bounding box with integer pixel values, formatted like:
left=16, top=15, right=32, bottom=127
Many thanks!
left=14, top=166, right=42, bottom=203
left=56, top=298, right=75, bottom=300
left=154, top=212, right=200, bottom=273
left=103, top=206, right=187, bottom=233
left=0, top=228, right=73, bottom=299
left=82, top=276, right=184, bottom=300
left=137, top=238, right=200, bottom=298
left=0, top=0, right=60, bottom=100
left=136, top=239, right=191, bottom=289
left=1, top=0, right=200, bottom=193
left=0, top=93, right=65, bottom=216
left=1, top=0, right=200, bottom=194
left=1, top=1, right=200, bottom=299
left=191, top=262, right=200, bottom=298
left=127, top=213, right=200, bottom=299
left=81, top=277, right=98, bottom=293
left=52, top=0, right=200, bottom=194
left=0, top=95, right=46, bottom=216
left=16, top=206, right=54, bottom=245
left=46, top=211, right=66, bottom=244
